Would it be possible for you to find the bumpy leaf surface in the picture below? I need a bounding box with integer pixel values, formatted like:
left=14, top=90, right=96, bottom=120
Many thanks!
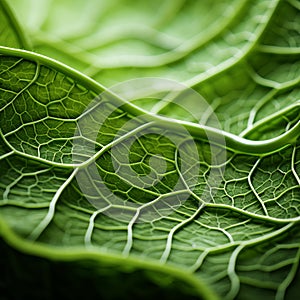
left=1, top=0, right=300, bottom=299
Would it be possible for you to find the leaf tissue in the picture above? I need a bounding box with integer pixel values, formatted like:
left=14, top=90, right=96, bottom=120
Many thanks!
left=0, top=0, right=299, bottom=299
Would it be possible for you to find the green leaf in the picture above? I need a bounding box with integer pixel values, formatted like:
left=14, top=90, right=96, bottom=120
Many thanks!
left=0, top=0, right=29, bottom=48
left=9, top=0, right=279, bottom=85
left=1, top=0, right=300, bottom=300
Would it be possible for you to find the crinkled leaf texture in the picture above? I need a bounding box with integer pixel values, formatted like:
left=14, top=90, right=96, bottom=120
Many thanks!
left=0, top=0, right=300, bottom=299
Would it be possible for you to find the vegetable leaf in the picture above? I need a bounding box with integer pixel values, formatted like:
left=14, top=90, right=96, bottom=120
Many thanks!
left=1, top=0, right=300, bottom=299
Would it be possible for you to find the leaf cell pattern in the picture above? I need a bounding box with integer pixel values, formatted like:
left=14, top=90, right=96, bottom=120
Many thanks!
left=0, top=0, right=300, bottom=299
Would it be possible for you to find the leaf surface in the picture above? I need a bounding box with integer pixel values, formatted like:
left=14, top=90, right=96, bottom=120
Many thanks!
left=1, top=1, right=300, bottom=299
